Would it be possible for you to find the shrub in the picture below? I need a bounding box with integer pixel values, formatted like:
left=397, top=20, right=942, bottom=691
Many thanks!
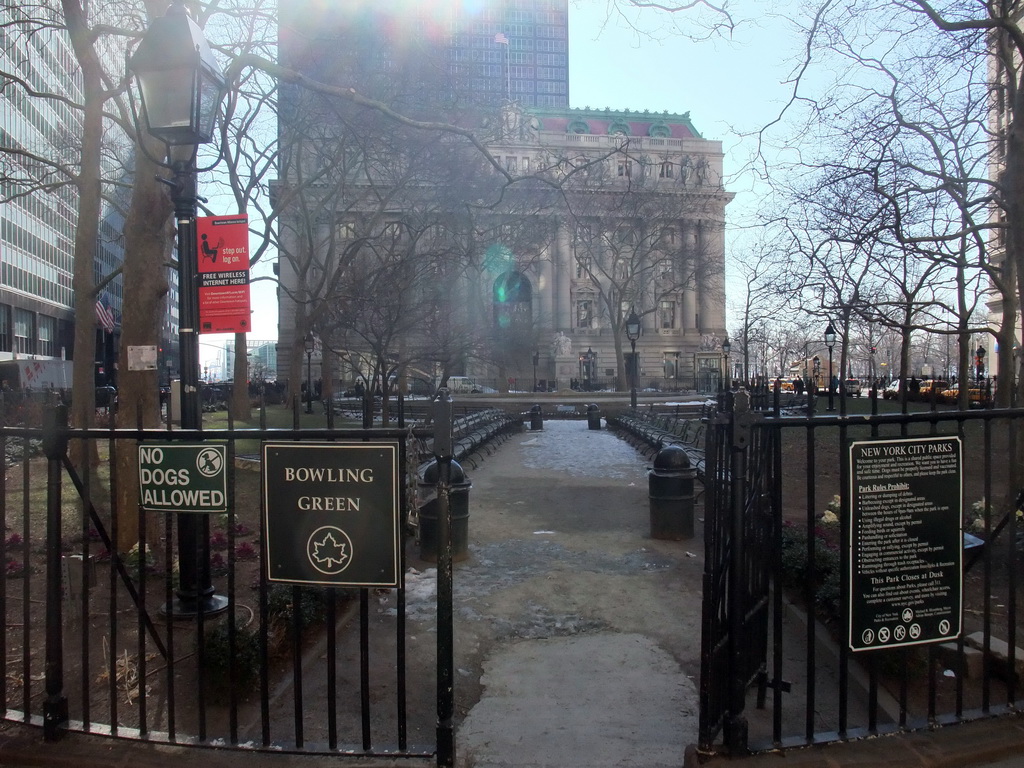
left=235, top=541, right=258, bottom=560
left=209, top=551, right=228, bottom=576
left=780, top=521, right=842, bottom=624
left=266, top=583, right=329, bottom=628
left=199, top=621, right=260, bottom=701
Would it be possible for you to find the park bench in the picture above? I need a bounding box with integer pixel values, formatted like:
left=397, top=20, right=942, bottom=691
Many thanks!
left=607, top=409, right=709, bottom=486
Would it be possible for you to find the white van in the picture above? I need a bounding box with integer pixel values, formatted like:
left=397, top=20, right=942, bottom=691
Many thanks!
left=442, top=376, right=492, bottom=394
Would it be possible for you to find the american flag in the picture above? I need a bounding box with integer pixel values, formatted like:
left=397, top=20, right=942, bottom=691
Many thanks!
left=95, top=295, right=115, bottom=332
left=494, top=32, right=509, bottom=44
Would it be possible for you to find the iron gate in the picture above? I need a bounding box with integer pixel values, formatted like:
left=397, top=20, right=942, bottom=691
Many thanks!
left=0, top=396, right=467, bottom=766
left=698, top=390, right=774, bottom=752
left=700, top=387, right=1024, bottom=756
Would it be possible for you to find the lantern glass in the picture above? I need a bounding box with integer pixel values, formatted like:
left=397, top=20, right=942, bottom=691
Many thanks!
left=625, top=310, right=641, bottom=341
left=824, top=323, right=837, bottom=349
left=129, top=2, right=225, bottom=145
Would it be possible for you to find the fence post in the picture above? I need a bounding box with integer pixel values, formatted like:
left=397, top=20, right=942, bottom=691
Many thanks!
left=42, top=405, right=69, bottom=740
left=726, top=390, right=752, bottom=754
left=432, top=389, right=455, bottom=768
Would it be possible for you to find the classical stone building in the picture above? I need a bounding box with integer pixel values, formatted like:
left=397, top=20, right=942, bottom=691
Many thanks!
left=275, top=101, right=730, bottom=393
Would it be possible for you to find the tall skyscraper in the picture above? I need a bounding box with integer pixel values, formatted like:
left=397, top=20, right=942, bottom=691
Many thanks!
left=0, top=8, right=139, bottom=387
left=278, top=0, right=569, bottom=113
left=0, top=15, right=83, bottom=372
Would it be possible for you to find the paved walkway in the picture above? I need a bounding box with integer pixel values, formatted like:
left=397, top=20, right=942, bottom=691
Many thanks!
left=445, top=420, right=703, bottom=767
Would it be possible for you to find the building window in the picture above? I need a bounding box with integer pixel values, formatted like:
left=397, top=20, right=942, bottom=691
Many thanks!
left=576, top=299, right=592, bottom=328
left=663, top=353, right=679, bottom=379
left=37, top=314, right=55, bottom=356
left=617, top=160, right=631, bottom=177
left=506, top=156, right=518, bottom=173
left=660, top=161, right=673, bottom=178
left=575, top=252, right=591, bottom=278
left=13, top=307, right=33, bottom=355
left=660, top=301, right=676, bottom=329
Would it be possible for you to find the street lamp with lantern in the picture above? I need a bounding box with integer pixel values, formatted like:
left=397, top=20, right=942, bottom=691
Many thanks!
left=128, top=0, right=227, bottom=617
left=304, top=332, right=316, bottom=414
left=625, top=308, right=641, bottom=409
left=532, top=350, right=539, bottom=392
left=976, top=344, right=986, bottom=384
left=824, top=322, right=837, bottom=411
left=586, top=347, right=595, bottom=391
left=721, top=337, right=731, bottom=390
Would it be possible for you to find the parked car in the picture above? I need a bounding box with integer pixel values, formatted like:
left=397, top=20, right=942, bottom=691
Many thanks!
left=442, top=376, right=495, bottom=394
left=843, top=378, right=862, bottom=397
left=913, top=379, right=949, bottom=402
left=95, top=385, right=117, bottom=408
left=940, top=383, right=991, bottom=408
left=882, top=380, right=901, bottom=400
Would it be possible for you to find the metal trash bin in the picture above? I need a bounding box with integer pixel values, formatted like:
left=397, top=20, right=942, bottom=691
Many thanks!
left=530, top=404, right=543, bottom=430
left=418, top=459, right=471, bottom=563
left=648, top=445, right=695, bottom=540
left=587, top=403, right=601, bottom=430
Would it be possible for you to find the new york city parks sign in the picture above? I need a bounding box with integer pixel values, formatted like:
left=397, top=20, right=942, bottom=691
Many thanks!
left=262, top=442, right=401, bottom=588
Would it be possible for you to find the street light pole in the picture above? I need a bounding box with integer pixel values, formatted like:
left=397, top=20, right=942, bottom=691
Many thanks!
left=304, top=333, right=315, bottom=414
left=129, top=0, right=227, bottom=617
left=625, top=308, right=641, bottom=409
left=825, top=322, right=837, bottom=412
left=532, top=350, right=539, bottom=393
left=721, top=338, right=731, bottom=391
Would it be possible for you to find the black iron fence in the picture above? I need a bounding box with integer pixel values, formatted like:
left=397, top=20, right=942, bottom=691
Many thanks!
left=699, top=387, right=1024, bottom=756
left=0, top=397, right=493, bottom=765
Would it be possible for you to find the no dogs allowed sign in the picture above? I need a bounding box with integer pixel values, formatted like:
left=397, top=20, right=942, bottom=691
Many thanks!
left=262, top=441, right=401, bottom=588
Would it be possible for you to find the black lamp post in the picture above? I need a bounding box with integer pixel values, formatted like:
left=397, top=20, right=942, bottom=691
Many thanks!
left=304, top=332, right=315, bottom=414
left=976, top=345, right=986, bottom=383
left=129, top=0, right=227, bottom=617
left=721, top=338, right=731, bottom=390
left=586, top=347, right=595, bottom=390
left=532, top=350, right=539, bottom=392
left=625, top=308, right=641, bottom=409
left=824, top=322, right=837, bottom=411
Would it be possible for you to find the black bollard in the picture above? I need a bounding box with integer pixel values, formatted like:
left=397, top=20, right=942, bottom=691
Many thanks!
left=648, top=445, right=695, bottom=540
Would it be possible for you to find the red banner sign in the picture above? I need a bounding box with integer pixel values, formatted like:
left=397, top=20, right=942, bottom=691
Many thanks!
left=196, top=215, right=251, bottom=334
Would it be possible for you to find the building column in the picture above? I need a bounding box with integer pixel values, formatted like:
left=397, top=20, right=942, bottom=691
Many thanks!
left=556, top=221, right=572, bottom=330
left=681, top=222, right=697, bottom=330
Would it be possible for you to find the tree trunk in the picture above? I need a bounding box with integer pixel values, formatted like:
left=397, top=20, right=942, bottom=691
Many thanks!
left=230, top=331, right=252, bottom=421
left=114, top=145, right=173, bottom=552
